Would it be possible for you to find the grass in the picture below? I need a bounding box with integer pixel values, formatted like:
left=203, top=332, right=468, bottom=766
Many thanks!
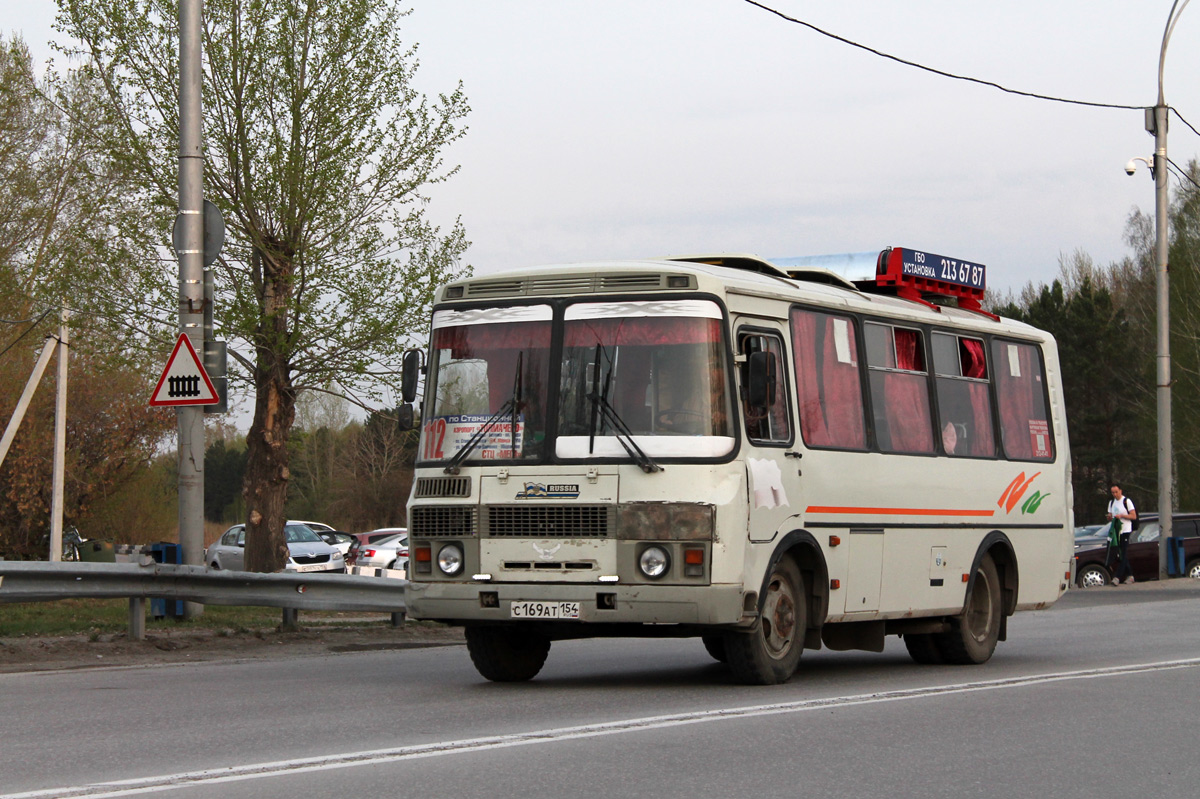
left=0, top=598, right=394, bottom=638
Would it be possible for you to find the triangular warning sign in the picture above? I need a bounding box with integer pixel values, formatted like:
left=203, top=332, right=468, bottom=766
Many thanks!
left=150, top=334, right=219, bottom=406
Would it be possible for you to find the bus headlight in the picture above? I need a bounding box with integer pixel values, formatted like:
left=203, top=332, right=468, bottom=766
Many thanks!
left=437, top=544, right=464, bottom=576
left=638, top=546, right=671, bottom=579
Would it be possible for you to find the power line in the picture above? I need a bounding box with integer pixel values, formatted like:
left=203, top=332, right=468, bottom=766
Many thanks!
left=742, top=0, right=1144, bottom=111
left=1172, top=108, right=1200, bottom=140
left=1166, top=158, right=1200, bottom=193
left=0, top=308, right=54, bottom=360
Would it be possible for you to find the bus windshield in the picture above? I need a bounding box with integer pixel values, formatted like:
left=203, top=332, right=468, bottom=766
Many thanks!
left=423, top=305, right=553, bottom=463
left=419, top=299, right=735, bottom=464
left=556, top=299, right=734, bottom=459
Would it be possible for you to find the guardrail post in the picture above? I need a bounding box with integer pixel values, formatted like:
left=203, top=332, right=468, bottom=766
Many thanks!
left=281, top=607, right=299, bottom=631
left=391, top=611, right=405, bottom=627
left=128, top=597, right=146, bottom=641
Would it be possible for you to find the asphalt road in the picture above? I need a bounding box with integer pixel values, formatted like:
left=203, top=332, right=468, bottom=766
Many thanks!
left=3, top=580, right=1199, bottom=799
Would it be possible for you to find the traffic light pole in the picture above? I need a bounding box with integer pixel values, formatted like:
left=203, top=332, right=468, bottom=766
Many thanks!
left=178, top=0, right=205, bottom=615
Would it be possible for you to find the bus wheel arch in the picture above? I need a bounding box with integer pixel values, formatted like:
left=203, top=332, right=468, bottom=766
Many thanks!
left=725, top=556, right=806, bottom=684
left=973, top=531, right=1019, bottom=624
left=935, top=534, right=1014, bottom=664
left=763, top=530, right=829, bottom=651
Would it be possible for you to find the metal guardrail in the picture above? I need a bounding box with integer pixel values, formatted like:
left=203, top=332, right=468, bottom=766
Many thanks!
left=0, top=560, right=407, bottom=640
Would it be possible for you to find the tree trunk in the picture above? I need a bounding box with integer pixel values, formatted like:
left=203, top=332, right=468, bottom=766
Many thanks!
left=242, top=248, right=296, bottom=572
left=242, top=370, right=295, bottom=572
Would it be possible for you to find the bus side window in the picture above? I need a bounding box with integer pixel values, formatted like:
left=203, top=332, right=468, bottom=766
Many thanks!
left=932, top=333, right=995, bottom=457
left=865, top=323, right=934, bottom=454
left=992, top=339, right=1054, bottom=461
left=738, top=332, right=791, bottom=444
left=790, top=308, right=867, bottom=450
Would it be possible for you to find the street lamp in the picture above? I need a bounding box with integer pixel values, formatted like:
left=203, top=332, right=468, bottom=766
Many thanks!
left=1136, top=0, right=1191, bottom=579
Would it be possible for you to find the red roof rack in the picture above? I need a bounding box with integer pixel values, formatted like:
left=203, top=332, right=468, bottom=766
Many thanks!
left=873, top=247, right=995, bottom=319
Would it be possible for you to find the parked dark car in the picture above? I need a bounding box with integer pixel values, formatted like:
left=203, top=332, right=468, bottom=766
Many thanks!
left=1073, top=513, right=1200, bottom=587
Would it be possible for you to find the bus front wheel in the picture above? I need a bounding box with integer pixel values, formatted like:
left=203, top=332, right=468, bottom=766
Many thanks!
left=936, top=553, right=1002, bottom=665
left=464, top=626, right=551, bottom=682
left=725, top=557, right=805, bottom=685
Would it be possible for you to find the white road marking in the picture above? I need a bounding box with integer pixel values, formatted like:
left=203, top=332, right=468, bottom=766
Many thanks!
left=7, top=657, right=1200, bottom=799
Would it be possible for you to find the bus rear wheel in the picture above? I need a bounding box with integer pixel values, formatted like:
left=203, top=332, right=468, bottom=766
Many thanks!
left=903, top=633, right=945, bottom=665
left=936, top=554, right=1002, bottom=665
left=725, top=557, right=805, bottom=685
left=464, top=626, right=551, bottom=682
left=701, top=634, right=728, bottom=663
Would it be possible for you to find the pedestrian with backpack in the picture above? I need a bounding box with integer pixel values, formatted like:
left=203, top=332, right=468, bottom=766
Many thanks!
left=1107, top=484, right=1138, bottom=585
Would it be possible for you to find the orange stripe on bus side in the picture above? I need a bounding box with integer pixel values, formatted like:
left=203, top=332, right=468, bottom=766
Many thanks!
left=805, top=506, right=996, bottom=517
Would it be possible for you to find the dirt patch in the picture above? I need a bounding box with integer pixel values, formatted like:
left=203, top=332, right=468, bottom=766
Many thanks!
left=0, top=619, right=465, bottom=673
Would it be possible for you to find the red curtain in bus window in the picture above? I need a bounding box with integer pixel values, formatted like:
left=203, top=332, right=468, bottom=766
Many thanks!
left=962, top=339, right=986, bottom=378
left=791, top=310, right=865, bottom=449
left=964, top=382, right=995, bottom=456
left=883, top=373, right=933, bottom=452
left=432, top=321, right=550, bottom=410
left=433, top=321, right=548, bottom=356
left=961, top=339, right=994, bottom=456
left=994, top=341, right=1052, bottom=460
left=563, top=317, right=722, bottom=347
left=884, top=329, right=933, bottom=453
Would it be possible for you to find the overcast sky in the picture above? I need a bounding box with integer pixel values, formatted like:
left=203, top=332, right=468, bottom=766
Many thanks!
left=7, top=1, right=1200, bottom=421
left=9, top=0, right=1199, bottom=296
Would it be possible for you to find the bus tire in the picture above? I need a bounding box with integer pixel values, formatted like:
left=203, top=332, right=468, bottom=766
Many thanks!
left=903, top=633, right=945, bottom=665
left=464, top=626, right=551, bottom=682
left=701, top=634, right=728, bottom=663
left=936, top=554, right=1002, bottom=665
left=724, top=557, right=805, bottom=685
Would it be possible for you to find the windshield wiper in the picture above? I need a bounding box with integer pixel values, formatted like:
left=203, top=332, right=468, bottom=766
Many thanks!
left=444, top=353, right=523, bottom=474
left=587, top=344, right=661, bottom=474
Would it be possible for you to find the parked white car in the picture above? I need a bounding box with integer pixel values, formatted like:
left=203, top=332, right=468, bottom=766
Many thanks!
left=293, top=521, right=355, bottom=559
left=205, top=522, right=346, bottom=573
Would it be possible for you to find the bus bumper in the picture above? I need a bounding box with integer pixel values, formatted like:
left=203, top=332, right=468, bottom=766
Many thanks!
left=405, top=581, right=746, bottom=626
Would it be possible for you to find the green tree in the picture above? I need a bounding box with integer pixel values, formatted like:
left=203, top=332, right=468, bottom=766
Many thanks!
left=1119, top=159, right=1200, bottom=512
left=204, top=438, right=247, bottom=522
left=998, top=271, right=1147, bottom=522
left=56, top=0, right=470, bottom=570
left=1, top=35, right=174, bottom=556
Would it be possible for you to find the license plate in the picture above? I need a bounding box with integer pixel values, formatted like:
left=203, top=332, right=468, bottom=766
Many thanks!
left=294, top=563, right=327, bottom=573
left=510, top=601, right=580, bottom=619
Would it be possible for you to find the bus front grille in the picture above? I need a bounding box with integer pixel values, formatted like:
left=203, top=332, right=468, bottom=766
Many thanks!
left=410, top=506, right=478, bottom=537
left=485, top=505, right=612, bottom=538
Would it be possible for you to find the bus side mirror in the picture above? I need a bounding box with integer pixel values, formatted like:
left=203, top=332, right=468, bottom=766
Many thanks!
left=397, top=403, right=415, bottom=431
left=746, top=351, right=777, bottom=408
left=401, top=349, right=422, bottom=404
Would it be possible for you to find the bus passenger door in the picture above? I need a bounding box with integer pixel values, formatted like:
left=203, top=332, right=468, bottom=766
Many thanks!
left=736, top=326, right=803, bottom=543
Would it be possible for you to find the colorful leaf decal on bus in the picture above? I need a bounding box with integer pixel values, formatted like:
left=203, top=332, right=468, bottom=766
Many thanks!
left=998, top=471, right=1042, bottom=514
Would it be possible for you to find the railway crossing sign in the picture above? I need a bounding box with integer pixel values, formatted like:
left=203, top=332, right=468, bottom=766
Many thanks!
left=150, top=333, right=219, bottom=406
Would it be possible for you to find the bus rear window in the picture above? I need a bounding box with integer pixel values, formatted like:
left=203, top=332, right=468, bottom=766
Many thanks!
left=992, top=340, right=1054, bottom=461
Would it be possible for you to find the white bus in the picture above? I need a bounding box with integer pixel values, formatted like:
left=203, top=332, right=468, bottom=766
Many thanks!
left=400, top=248, right=1073, bottom=684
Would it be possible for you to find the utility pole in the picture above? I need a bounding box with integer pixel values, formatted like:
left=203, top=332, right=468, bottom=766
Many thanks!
left=1152, top=0, right=1189, bottom=579
left=1152, top=100, right=1172, bottom=581
left=50, top=306, right=69, bottom=562
left=178, top=0, right=205, bottom=614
